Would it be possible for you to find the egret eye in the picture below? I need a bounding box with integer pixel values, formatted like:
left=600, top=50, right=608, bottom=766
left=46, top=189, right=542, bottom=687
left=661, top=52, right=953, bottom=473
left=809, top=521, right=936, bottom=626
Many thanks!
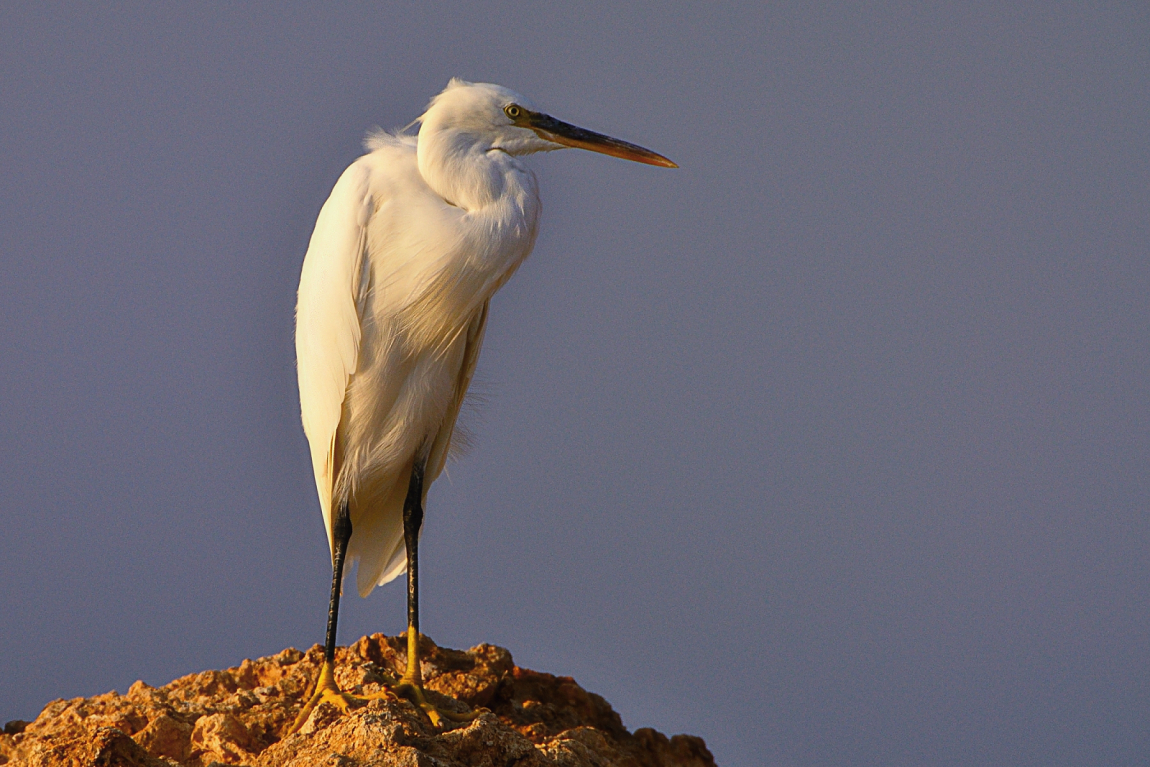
left=504, top=104, right=522, bottom=119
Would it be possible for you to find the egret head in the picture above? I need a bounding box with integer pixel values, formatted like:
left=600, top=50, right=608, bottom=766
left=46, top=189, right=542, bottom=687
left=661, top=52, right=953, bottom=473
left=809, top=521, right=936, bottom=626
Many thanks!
left=420, top=79, right=677, bottom=168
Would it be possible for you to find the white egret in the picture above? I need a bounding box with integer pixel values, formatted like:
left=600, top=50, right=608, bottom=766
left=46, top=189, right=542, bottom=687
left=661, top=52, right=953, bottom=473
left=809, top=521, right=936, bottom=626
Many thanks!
left=291, top=79, right=675, bottom=731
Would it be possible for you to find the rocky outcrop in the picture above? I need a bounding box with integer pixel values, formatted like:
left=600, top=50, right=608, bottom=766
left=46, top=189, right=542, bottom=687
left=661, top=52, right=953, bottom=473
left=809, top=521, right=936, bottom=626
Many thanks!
left=1, top=634, right=714, bottom=767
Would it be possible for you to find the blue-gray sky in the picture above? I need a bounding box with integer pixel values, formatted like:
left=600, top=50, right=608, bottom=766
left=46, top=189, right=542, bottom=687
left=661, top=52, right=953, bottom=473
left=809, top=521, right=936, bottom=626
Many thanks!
left=1, top=4, right=1147, bottom=765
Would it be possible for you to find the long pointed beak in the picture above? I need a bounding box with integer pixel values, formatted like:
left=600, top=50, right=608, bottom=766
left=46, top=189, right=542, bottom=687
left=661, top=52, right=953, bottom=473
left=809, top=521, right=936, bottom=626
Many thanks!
left=527, top=112, right=678, bottom=168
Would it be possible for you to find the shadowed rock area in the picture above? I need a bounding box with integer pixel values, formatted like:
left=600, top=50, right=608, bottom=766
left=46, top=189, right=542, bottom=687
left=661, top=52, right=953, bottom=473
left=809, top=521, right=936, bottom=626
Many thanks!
left=0, top=634, right=714, bottom=767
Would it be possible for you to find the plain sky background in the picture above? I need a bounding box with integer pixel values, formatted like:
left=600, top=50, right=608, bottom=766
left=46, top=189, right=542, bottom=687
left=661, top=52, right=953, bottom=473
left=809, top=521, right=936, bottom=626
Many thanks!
left=1, top=4, right=1147, bottom=765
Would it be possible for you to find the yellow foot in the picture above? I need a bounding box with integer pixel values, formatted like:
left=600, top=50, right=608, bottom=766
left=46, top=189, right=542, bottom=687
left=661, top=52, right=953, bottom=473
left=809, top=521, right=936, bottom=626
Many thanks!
left=382, top=628, right=480, bottom=728
left=287, top=660, right=364, bottom=734
left=388, top=677, right=479, bottom=729
left=289, top=660, right=477, bottom=734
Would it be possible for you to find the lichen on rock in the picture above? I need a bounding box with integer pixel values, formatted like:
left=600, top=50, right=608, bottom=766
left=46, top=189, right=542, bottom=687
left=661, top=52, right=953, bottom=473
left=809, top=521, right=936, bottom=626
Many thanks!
left=0, top=635, right=714, bottom=767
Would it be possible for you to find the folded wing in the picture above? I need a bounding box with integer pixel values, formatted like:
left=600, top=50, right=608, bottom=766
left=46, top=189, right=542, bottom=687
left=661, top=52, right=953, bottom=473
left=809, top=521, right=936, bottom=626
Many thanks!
left=295, top=160, right=373, bottom=553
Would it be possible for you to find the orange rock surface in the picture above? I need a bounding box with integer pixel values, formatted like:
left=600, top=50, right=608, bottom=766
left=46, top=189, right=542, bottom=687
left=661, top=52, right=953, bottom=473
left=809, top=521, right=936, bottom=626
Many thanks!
left=1, top=634, right=714, bottom=767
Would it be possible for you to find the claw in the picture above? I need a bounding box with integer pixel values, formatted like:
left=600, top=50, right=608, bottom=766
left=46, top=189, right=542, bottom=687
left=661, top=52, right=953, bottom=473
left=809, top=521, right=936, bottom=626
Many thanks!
left=397, top=680, right=478, bottom=725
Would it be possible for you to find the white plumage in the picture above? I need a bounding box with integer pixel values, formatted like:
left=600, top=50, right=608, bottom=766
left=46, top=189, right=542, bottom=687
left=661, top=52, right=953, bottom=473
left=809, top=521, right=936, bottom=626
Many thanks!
left=297, top=81, right=544, bottom=596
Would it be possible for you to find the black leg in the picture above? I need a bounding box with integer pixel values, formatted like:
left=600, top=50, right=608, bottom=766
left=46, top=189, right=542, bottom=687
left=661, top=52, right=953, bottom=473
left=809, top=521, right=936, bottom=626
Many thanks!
left=394, top=456, right=477, bottom=727
left=324, top=502, right=353, bottom=663
left=288, top=501, right=355, bottom=734
left=401, top=458, right=426, bottom=684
